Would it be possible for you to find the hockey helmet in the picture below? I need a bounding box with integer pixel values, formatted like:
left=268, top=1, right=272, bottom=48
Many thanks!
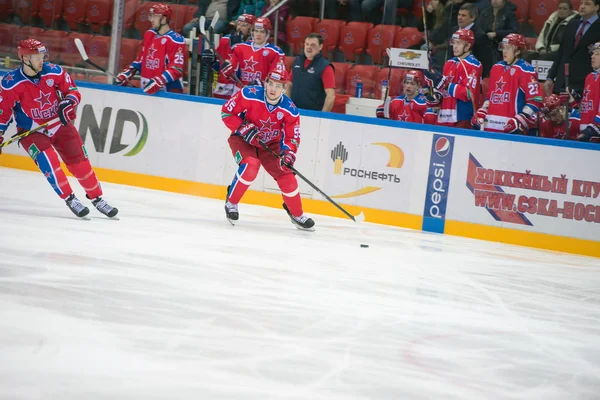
left=404, top=70, right=424, bottom=85
left=590, top=41, right=600, bottom=54
left=254, top=17, right=272, bottom=32
left=266, top=66, right=289, bottom=84
left=149, top=3, right=172, bottom=21
left=450, top=29, right=475, bottom=46
left=542, top=94, right=562, bottom=114
left=499, top=33, right=527, bottom=52
left=18, top=39, right=48, bottom=61
left=238, top=13, right=256, bottom=26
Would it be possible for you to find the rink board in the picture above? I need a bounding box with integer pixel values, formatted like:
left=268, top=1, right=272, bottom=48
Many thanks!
left=1, top=82, right=599, bottom=258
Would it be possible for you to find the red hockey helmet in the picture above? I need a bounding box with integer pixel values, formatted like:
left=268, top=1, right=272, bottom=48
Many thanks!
left=149, top=3, right=172, bottom=21
left=238, top=13, right=256, bottom=26
left=590, top=41, right=600, bottom=54
left=542, top=94, right=562, bottom=113
left=266, top=66, right=289, bottom=84
left=18, top=39, right=48, bottom=61
left=254, top=17, right=272, bottom=32
left=404, top=70, right=424, bottom=85
left=499, top=33, right=527, bottom=52
left=450, top=29, right=475, bottom=46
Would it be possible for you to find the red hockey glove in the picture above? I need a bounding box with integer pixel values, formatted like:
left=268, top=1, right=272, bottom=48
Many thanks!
left=143, top=75, right=167, bottom=95
left=503, top=117, right=525, bottom=134
left=471, top=107, right=487, bottom=129
left=236, top=122, right=261, bottom=146
left=58, top=98, right=77, bottom=126
left=221, top=61, right=235, bottom=79
left=116, top=68, right=136, bottom=86
left=279, top=146, right=296, bottom=172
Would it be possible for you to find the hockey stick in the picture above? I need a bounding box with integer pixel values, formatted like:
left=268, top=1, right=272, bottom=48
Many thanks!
left=0, top=117, right=61, bottom=148
left=74, top=38, right=136, bottom=87
left=200, top=14, right=246, bottom=88
left=564, top=63, right=570, bottom=140
left=258, top=141, right=365, bottom=223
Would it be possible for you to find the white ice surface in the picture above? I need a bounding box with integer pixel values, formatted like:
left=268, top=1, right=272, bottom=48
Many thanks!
left=0, top=167, right=599, bottom=400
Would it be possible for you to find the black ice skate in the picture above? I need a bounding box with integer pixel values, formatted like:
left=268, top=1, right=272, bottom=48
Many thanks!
left=283, top=203, right=315, bottom=231
left=88, top=195, right=119, bottom=219
left=65, top=194, right=90, bottom=220
left=225, top=185, right=239, bottom=225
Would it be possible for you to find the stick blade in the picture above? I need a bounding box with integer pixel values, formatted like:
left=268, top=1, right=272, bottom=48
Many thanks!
left=353, top=212, right=365, bottom=223
left=199, top=16, right=206, bottom=36
left=210, top=11, right=219, bottom=30
left=74, top=38, right=88, bottom=61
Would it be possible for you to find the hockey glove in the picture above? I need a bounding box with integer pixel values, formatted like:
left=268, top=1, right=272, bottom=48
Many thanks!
left=229, top=32, right=243, bottom=47
left=424, top=69, right=448, bottom=91
left=236, top=122, right=261, bottom=146
left=221, top=61, right=235, bottom=79
left=143, top=75, right=167, bottom=95
left=58, top=98, right=77, bottom=126
left=425, top=91, right=443, bottom=107
left=201, top=49, right=216, bottom=66
left=116, top=68, right=136, bottom=86
left=279, top=146, right=296, bottom=172
left=471, top=107, right=488, bottom=129
left=503, top=117, right=525, bottom=134
left=577, top=124, right=600, bottom=142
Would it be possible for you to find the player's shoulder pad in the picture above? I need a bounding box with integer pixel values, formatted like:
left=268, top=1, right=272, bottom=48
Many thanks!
left=515, top=58, right=535, bottom=73
left=278, top=95, right=299, bottom=117
left=392, top=95, right=406, bottom=102
left=464, top=54, right=482, bottom=67
left=265, top=43, right=284, bottom=55
left=413, top=93, right=427, bottom=105
left=145, top=29, right=158, bottom=37
left=166, top=30, right=185, bottom=43
left=0, top=67, right=27, bottom=89
left=240, top=85, right=264, bottom=100
left=42, top=62, right=64, bottom=75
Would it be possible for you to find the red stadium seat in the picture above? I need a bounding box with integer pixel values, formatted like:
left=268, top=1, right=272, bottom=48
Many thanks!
left=411, top=0, right=423, bottom=21
left=85, top=0, right=113, bottom=34
left=134, top=1, right=161, bottom=35
left=62, top=0, right=88, bottom=31
left=285, top=16, right=318, bottom=56
left=331, top=93, right=351, bottom=114
left=124, top=0, right=140, bottom=28
left=338, top=21, right=373, bottom=62
left=14, top=0, right=41, bottom=25
left=393, top=26, right=424, bottom=49
left=528, top=0, right=558, bottom=35
left=70, top=72, right=86, bottom=81
left=571, top=0, right=581, bottom=10
left=366, top=25, right=396, bottom=65
left=61, top=32, right=92, bottom=66
left=170, top=4, right=191, bottom=34
left=374, top=67, right=407, bottom=100
left=38, top=0, right=64, bottom=29
left=513, top=0, right=530, bottom=23
left=0, top=24, right=19, bottom=56
left=0, top=0, right=14, bottom=21
left=345, top=64, right=379, bottom=98
left=87, top=35, right=111, bottom=68
left=120, top=37, right=141, bottom=70
left=313, top=19, right=345, bottom=59
left=331, top=62, right=349, bottom=94
left=524, top=36, right=536, bottom=51
left=284, top=55, right=294, bottom=72
left=14, top=27, right=32, bottom=47
left=91, top=74, right=109, bottom=83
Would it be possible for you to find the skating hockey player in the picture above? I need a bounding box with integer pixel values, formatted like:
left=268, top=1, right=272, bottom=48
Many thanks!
left=220, top=68, right=315, bottom=231
left=220, top=17, right=285, bottom=88
left=116, top=3, right=186, bottom=94
left=201, top=14, right=256, bottom=99
left=472, top=33, right=542, bottom=134
left=424, top=29, right=483, bottom=128
left=571, top=42, right=600, bottom=143
left=376, top=70, right=430, bottom=123
left=0, top=39, right=118, bottom=219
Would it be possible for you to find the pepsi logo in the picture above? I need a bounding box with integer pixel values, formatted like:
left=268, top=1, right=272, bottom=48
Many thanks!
left=435, top=137, right=451, bottom=157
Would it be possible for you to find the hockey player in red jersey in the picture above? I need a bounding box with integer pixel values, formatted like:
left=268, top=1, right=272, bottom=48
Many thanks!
left=116, top=3, right=186, bottom=94
left=423, top=29, right=482, bottom=129
left=220, top=68, right=315, bottom=231
left=472, top=34, right=542, bottom=134
left=220, top=17, right=285, bottom=88
left=572, top=42, right=600, bottom=143
left=201, top=14, right=255, bottom=99
left=0, top=39, right=118, bottom=219
left=376, top=70, right=429, bottom=123
left=538, top=94, right=578, bottom=139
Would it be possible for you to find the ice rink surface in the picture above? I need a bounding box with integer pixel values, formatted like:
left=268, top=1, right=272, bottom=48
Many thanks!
left=1, top=167, right=599, bottom=400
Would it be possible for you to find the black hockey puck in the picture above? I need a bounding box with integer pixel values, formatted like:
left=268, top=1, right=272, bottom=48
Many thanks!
left=360, top=244, right=369, bottom=248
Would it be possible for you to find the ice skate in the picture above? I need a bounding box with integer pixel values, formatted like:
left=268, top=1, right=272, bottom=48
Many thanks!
left=65, top=194, right=90, bottom=220
left=283, top=203, right=315, bottom=231
left=88, top=195, right=119, bottom=219
left=225, top=185, right=239, bottom=225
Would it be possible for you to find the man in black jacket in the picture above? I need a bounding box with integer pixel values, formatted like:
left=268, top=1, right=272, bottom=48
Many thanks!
left=545, top=0, right=600, bottom=96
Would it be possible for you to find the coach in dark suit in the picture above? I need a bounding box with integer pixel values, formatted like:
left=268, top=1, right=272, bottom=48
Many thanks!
left=545, top=0, right=600, bottom=96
